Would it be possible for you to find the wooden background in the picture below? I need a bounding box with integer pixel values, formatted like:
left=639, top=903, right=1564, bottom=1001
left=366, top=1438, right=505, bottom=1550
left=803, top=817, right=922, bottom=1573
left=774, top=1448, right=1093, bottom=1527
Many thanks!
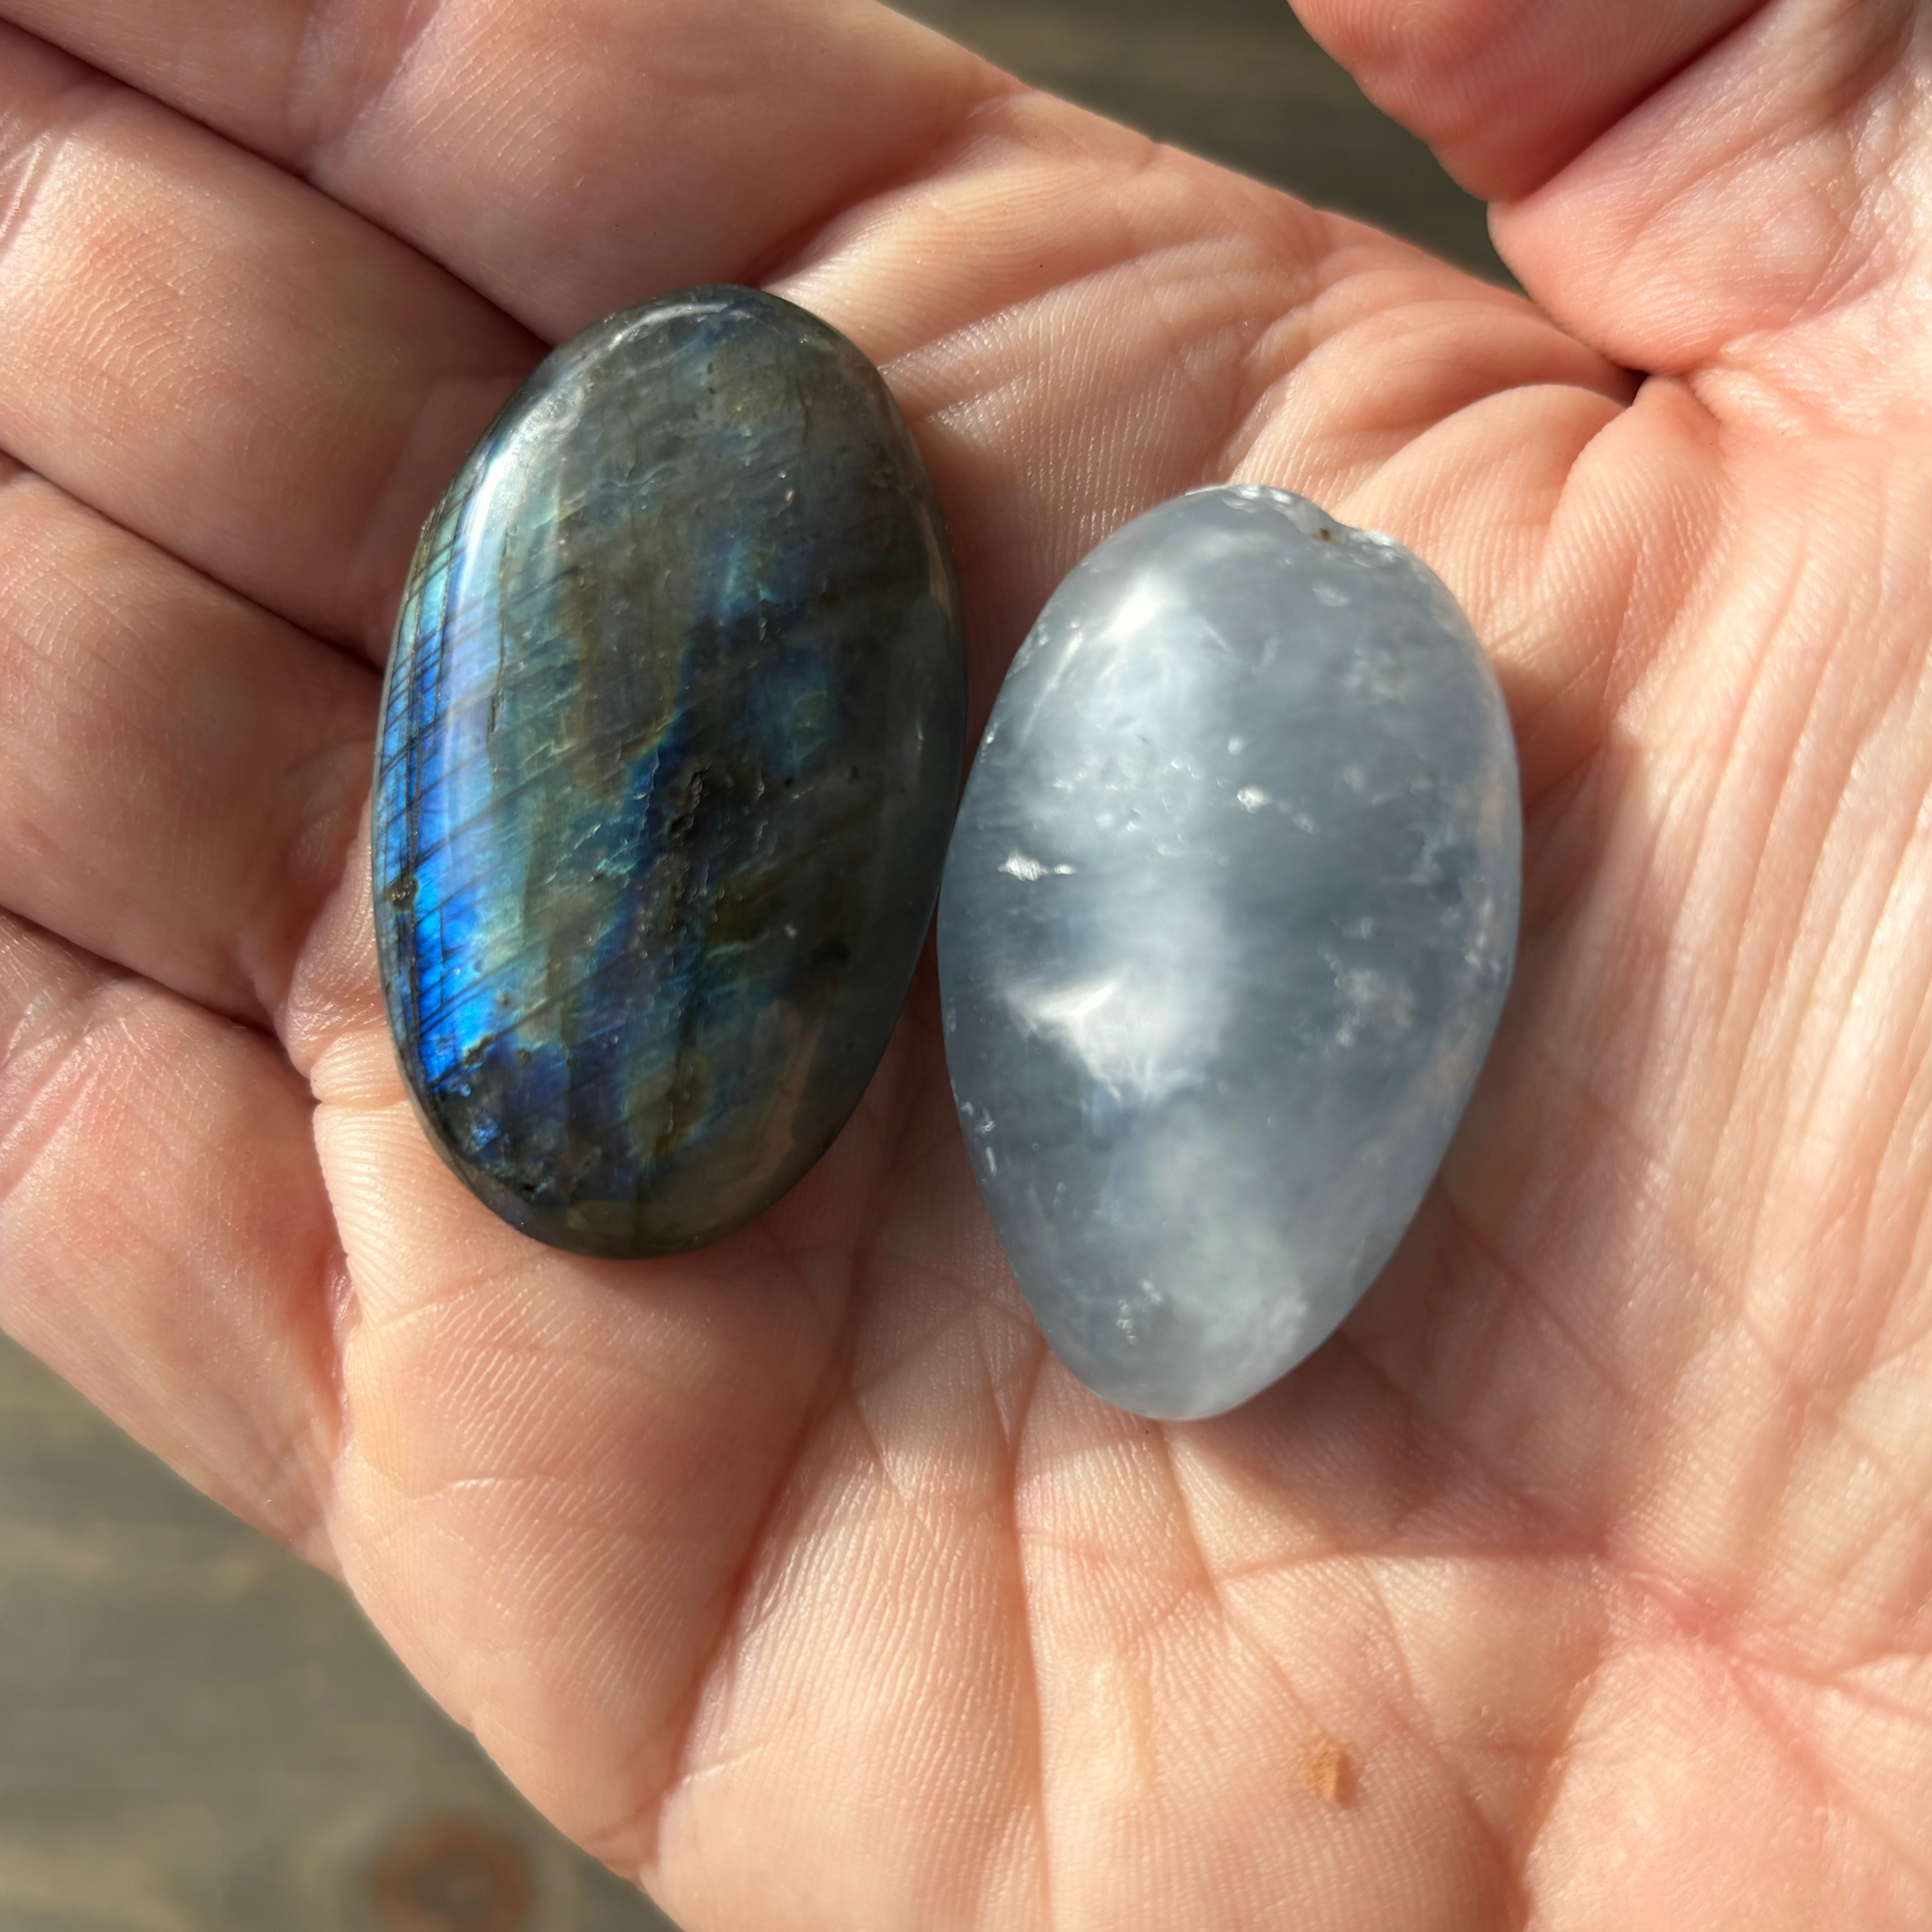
left=0, top=5, right=1491, bottom=1927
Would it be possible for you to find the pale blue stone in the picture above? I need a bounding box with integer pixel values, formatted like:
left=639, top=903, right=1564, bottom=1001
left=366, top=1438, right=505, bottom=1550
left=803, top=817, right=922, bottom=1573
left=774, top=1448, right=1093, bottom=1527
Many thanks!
left=937, top=486, right=1520, bottom=1419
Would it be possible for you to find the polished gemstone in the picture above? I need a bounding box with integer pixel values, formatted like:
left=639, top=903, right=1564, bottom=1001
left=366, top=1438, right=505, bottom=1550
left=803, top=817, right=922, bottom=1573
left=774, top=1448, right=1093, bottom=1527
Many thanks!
left=938, top=486, right=1519, bottom=1419
left=374, top=287, right=965, bottom=1256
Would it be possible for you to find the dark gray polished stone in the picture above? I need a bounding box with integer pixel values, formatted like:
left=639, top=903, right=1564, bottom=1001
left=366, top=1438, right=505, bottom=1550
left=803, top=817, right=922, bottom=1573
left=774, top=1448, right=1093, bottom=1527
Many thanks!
left=375, top=287, right=964, bottom=1257
left=938, top=486, right=1519, bottom=1418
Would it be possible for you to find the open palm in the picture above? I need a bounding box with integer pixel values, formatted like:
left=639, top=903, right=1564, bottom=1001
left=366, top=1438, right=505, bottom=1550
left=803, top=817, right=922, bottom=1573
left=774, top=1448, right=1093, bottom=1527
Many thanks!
left=1, top=0, right=1929, bottom=1923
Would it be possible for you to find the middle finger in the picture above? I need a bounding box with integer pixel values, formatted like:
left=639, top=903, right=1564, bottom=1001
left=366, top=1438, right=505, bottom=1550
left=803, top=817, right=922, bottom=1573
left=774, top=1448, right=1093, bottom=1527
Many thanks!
left=0, top=25, right=538, bottom=659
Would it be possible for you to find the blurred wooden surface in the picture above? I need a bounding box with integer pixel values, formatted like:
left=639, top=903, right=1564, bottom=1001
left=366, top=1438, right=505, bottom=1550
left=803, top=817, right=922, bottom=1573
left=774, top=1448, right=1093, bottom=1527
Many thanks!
left=0, top=1338, right=677, bottom=1932
left=0, top=5, right=1494, bottom=1927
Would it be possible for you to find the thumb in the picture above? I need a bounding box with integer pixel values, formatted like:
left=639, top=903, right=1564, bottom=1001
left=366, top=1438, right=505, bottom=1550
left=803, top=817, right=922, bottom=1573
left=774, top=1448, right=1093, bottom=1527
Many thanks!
left=1297, top=0, right=1929, bottom=426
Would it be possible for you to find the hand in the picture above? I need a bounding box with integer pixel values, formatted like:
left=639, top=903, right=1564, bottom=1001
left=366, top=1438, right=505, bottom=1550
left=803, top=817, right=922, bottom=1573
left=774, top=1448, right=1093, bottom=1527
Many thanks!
left=1, top=0, right=1927, bottom=1923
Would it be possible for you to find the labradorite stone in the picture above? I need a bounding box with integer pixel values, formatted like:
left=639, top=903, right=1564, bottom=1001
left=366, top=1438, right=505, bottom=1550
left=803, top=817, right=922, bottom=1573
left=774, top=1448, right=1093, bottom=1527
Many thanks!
left=938, top=487, right=1520, bottom=1419
left=374, top=287, right=964, bottom=1256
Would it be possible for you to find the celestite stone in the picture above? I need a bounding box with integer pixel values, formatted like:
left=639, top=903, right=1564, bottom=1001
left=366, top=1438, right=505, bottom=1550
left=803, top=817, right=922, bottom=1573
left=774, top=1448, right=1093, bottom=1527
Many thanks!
left=938, top=486, right=1519, bottom=1419
left=375, top=287, right=964, bottom=1256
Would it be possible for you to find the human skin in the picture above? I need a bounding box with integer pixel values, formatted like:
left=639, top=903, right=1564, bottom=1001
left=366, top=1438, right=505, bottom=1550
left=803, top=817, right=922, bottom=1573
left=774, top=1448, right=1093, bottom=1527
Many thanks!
left=0, top=0, right=1927, bottom=1924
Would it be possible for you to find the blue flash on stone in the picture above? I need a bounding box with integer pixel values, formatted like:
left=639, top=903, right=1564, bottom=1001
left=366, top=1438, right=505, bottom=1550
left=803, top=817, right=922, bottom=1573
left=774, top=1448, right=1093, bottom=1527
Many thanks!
left=374, top=287, right=965, bottom=1257
left=937, top=486, right=1520, bottom=1420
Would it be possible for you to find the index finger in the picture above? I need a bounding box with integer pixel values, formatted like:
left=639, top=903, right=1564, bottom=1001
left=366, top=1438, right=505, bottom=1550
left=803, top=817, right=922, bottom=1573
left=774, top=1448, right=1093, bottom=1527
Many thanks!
left=0, top=0, right=1006, bottom=340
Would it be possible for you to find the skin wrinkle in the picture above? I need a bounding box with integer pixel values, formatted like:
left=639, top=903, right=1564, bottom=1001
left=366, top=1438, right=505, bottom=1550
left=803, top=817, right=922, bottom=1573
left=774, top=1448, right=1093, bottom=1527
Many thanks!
left=1784, top=1445, right=1932, bottom=1661
left=1430, top=1075, right=1710, bottom=1395
left=0, top=64, right=115, bottom=271
left=199, top=1276, right=350, bottom=1561
left=1720, top=1638, right=1932, bottom=1897
left=1663, top=1309, right=1929, bottom=1642
left=1656, top=771, right=1789, bottom=1173
left=1174, top=1420, right=1595, bottom=1887
left=347, top=1454, right=695, bottom=1770
left=1119, top=251, right=1260, bottom=486
left=1771, top=623, right=1932, bottom=1068
left=0, top=472, right=406, bottom=1030
left=1512, top=390, right=1727, bottom=735
left=1696, top=568, right=1881, bottom=1108
left=815, top=101, right=1326, bottom=399
left=1702, top=658, right=1916, bottom=1388
left=640, top=1116, right=923, bottom=1870
left=0, top=926, right=344, bottom=1547
left=976, top=1326, right=1057, bottom=1932
left=1290, top=1344, right=1623, bottom=1916
left=1840, top=1262, right=1932, bottom=1388
left=311, top=1234, right=359, bottom=1493
left=1513, top=758, right=1619, bottom=947
left=1509, top=1633, right=1611, bottom=1921
left=885, top=217, right=1182, bottom=402
left=286, top=0, right=454, bottom=174
left=1451, top=1165, right=1664, bottom=1420
left=334, top=365, right=536, bottom=661
left=1757, top=882, right=1921, bottom=1375
left=175, top=1092, right=347, bottom=1552
left=234, top=731, right=378, bottom=1021
left=1527, top=789, right=1707, bottom=1141
left=1233, top=298, right=1608, bottom=502
left=1760, top=1646, right=1932, bottom=1722
left=844, top=1271, right=1026, bottom=1407
left=1214, top=237, right=1392, bottom=471
left=1340, top=1560, right=1528, bottom=1916
left=744, top=74, right=1028, bottom=298
left=381, top=1470, right=728, bottom=1565
left=1159, top=1445, right=1453, bottom=1862
left=0, top=939, right=135, bottom=1205
left=240, top=1424, right=339, bottom=1563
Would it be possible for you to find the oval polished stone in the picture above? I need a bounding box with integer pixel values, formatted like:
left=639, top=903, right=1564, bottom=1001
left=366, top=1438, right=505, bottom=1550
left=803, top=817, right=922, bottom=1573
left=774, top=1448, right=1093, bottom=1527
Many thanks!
left=938, top=486, right=1519, bottom=1419
left=375, top=287, right=964, bottom=1256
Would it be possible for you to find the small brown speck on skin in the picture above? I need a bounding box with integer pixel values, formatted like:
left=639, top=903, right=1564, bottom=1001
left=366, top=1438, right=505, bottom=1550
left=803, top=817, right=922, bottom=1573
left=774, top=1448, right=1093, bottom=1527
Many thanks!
left=1298, top=1735, right=1355, bottom=1806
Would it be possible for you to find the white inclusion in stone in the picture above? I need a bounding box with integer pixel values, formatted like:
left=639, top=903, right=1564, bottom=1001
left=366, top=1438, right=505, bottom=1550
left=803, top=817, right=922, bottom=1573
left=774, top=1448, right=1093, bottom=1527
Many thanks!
left=1332, top=962, right=1416, bottom=1049
left=1000, top=851, right=1077, bottom=881
left=937, top=484, right=1521, bottom=1420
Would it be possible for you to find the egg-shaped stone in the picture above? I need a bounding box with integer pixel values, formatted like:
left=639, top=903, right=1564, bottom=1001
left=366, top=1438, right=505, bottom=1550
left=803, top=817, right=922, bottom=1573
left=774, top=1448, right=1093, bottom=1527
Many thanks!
left=938, top=486, right=1519, bottom=1419
left=374, top=287, right=964, bottom=1256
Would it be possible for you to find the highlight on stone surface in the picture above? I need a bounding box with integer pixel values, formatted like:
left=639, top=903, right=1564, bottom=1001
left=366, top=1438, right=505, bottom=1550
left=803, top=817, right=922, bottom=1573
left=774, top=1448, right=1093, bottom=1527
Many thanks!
left=937, top=485, right=1520, bottom=1420
left=374, top=286, right=965, bottom=1257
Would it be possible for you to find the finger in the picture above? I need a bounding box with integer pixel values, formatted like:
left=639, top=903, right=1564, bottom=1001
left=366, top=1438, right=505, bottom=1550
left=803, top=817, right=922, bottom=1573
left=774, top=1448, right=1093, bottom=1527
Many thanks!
left=0, top=914, right=341, bottom=1560
left=1296, top=0, right=1930, bottom=419
left=1296, top=0, right=1762, bottom=202
left=0, top=26, right=538, bottom=655
left=0, top=0, right=1004, bottom=340
left=0, top=460, right=376, bottom=1026
left=1498, top=0, right=1927, bottom=409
